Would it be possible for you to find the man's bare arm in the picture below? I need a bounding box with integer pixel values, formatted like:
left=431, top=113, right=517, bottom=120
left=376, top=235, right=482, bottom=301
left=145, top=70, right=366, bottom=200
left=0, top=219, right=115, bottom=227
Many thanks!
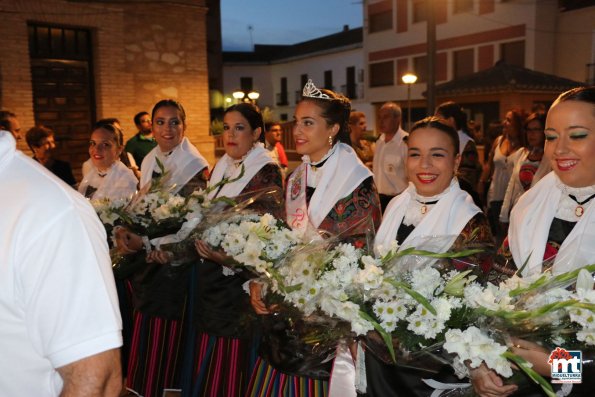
left=57, top=348, right=122, bottom=397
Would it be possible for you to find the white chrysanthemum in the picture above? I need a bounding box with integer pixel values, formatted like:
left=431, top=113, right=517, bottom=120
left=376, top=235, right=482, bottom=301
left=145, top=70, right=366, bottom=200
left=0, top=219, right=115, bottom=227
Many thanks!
left=569, top=306, right=595, bottom=329
left=286, top=289, right=317, bottom=315
left=432, top=296, right=456, bottom=321
left=405, top=302, right=448, bottom=340
left=370, top=281, right=398, bottom=301
left=409, top=267, right=443, bottom=299
left=380, top=320, right=397, bottom=333
left=407, top=316, right=429, bottom=337
left=354, top=260, right=384, bottom=291
left=332, top=301, right=372, bottom=335
left=152, top=204, right=173, bottom=221
left=525, top=288, right=573, bottom=310
left=202, top=225, right=222, bottom=247
left=577, top=329, right=595, bottom=345
left=221, top=231, right=247, bottom=256
left=373, top=298, right=408, bottom=323
left=465, top=283, right=513, bottom=311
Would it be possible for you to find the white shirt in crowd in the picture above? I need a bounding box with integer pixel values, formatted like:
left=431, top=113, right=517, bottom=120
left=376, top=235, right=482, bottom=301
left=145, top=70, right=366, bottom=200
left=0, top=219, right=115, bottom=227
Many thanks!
left=0, top=131, right=122, bottom=396
left=372, top=127, right=409, bottom=196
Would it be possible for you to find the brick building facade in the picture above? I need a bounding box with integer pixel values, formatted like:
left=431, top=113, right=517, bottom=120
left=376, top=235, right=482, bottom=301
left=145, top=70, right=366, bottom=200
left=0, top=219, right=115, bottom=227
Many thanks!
left=0, top=0, right=215, bottom=178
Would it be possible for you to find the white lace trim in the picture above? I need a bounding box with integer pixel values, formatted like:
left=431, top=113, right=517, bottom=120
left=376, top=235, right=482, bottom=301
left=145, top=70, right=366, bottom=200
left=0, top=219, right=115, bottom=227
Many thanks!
left=403, top=178, right=458, bottom=227
left=222, top=144, right=260, bottom=179
left=555, top=181, right=595, bottom=222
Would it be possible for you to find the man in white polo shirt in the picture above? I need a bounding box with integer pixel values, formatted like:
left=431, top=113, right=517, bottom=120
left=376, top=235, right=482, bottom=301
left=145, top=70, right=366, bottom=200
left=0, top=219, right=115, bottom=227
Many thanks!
left=373, top=102, right=409, bottom=211
left=0, top=130, right=122, bottom=396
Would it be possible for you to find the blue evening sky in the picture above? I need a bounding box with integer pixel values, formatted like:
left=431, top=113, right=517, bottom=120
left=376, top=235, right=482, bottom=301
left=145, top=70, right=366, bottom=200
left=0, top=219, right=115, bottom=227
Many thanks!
left=221, top=0, right=363, bottom=51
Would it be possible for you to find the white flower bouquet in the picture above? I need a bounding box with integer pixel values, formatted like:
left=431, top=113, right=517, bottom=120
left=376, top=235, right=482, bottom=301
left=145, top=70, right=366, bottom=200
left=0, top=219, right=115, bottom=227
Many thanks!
left=441, top=264, right=595, bottom=397
left=90, top=197, right=129, bottom=228
left=200, top=212, right=301, bottom=275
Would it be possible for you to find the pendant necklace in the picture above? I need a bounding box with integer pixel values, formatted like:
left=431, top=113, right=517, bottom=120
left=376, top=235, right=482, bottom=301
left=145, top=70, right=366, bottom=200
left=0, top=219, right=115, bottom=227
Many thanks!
left=568, top=193, right=595, bottom=217
left=416, top=199, right=439, bottom=215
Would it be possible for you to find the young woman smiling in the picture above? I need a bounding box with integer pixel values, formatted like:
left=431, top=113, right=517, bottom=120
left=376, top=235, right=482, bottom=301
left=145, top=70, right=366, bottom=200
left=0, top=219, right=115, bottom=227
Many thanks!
left=472, top=86, right=595, bottom=397
left=366, top=117, right=494, bottom=397
left=118, top=99, right=210, bottom=397
left=247, top=80, right=382, bottom=397
left=78, top=123, right=138, bottom=200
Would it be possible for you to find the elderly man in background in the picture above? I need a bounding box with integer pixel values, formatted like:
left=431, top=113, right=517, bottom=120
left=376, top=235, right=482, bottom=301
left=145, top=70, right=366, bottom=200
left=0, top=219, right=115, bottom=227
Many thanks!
left=0, top=110, right=22, bottom=141
left=372, top=102, right=409, bottom=211
left=0, top=129, right=123, bottom=396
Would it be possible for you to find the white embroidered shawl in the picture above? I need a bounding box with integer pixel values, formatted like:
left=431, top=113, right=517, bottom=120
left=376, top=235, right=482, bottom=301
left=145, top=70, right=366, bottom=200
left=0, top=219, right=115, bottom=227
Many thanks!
left=78, top=160, right=138, bottom=200
left=140, top=137, right=208, bottom=194
left=207, top=144, right=275, bottom=199
left=509, top=172, right=595, bottom=276
left=374, top=180, right=481, bottom=259
left=286, top=143, right=372, bottom=232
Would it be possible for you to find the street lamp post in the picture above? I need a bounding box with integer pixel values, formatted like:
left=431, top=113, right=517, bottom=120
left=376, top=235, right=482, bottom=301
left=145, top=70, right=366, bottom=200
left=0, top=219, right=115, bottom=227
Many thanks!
left=232, top=89, right=260, bottom=104
left=232, top=90, right=245, bottom=103
left=401, top=73, right=418, bottom=131
left=247, top=91, right=260, bottom=103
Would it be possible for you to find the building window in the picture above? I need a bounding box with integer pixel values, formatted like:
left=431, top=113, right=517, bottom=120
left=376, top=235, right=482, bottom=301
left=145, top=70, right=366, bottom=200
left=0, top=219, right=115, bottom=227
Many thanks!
left=277, top=77, right=288, bottom=106
left=453, top=48, right=474, bottom=78
left=453, top=0, right=473, bottom=14
left=324, top=70, right=333, bottom=90
left=240, top=77, right=253, bottom=92
left=501, top=40, right=525, bottom=68
left=369, top=10, right=393, bottom=33
left=413, top=56, right=428, bottom=83
left=28, top=23, right=95, bottom=178
left=412, top=0, right=427, bottom=23
left=345, top=66, right=356, bottom=99
left=369, top=61, right=394, bottom=87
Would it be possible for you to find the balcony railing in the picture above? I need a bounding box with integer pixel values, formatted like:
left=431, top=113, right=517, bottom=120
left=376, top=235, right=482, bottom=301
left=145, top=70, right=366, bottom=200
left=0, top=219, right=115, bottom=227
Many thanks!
left=340, top=84, right=359, bottom=99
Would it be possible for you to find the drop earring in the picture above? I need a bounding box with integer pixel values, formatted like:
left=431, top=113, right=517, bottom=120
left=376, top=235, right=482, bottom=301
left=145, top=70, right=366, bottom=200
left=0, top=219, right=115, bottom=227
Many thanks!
left=328, top=136, right=333, bottom=146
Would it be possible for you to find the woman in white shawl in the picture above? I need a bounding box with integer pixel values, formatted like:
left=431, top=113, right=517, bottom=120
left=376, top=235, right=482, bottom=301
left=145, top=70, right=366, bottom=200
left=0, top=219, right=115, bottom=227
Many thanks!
left=473, top=86, right=595, bottom=397
left=366, top=117, right=494, bottom=397
left=183, top=102, right=284, bottom=397
left=79, top=123, right=138, bottom=200
left=116, top=99, right=210, bottom=397
left=139, top=99, right=209, bottom=195
left=247, top=81, right=382, bottom=397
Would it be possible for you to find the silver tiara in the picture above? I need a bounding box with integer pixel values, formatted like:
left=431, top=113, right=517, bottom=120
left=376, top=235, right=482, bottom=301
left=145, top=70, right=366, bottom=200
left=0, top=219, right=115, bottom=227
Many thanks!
left=302, top=79, right=331, bottom=100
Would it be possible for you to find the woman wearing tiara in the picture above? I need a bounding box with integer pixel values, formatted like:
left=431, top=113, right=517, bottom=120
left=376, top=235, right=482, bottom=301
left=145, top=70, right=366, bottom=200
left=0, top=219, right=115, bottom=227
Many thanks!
left=114, top=99, right=210, bottom=397
left=473, top=86, right=595, bottom=397
left=78, top=122, right=138, bottom=200
left=366, top=117, right=494, bottom=397
left=247, top=80, right=382, bottom=397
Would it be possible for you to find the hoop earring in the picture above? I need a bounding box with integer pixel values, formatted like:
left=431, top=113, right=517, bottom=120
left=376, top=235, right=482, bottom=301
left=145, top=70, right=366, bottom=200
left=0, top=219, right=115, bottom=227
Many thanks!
left=328, top=136, right=333, bottom=146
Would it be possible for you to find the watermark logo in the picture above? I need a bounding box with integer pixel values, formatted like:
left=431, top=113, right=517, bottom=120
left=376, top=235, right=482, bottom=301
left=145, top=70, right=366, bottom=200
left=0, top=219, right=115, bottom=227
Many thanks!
left=549, top=347, right=582, bottom=384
